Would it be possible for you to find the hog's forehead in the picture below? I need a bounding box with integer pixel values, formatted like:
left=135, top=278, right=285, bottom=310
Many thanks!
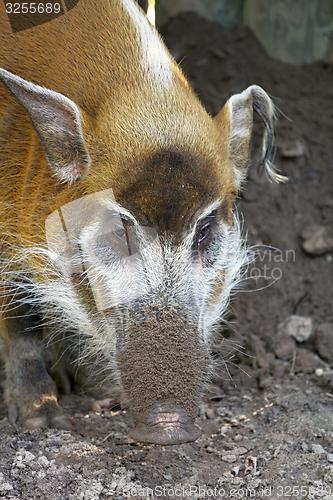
left=114, top=149, right=228, bottom=232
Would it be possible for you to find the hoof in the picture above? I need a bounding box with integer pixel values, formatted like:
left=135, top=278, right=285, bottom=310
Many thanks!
left=91, top=398, right=120, bottom=414
left=7, top=397, right=72, bottom=431
left=24, top=415, right=49, bottom=430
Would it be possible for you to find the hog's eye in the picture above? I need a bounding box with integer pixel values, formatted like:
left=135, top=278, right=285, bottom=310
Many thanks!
left=194, top=219, right=214, bottom=249
left=198, top=222, right=211, bottom=244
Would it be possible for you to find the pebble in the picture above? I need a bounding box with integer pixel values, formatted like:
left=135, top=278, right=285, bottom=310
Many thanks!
left=301, top=442, right=309, bottom=452
left=221, top=453, right=237, bottom=463
left=278, top=315, right=313, bottom=343
left=327, top=454, right=333, bottom=463
left=311, top=444, right=325, bottom=454
left=37, top=456, right=51, bottom=468
left=0, top=474, right=13, bottom=494
left=231, top=465, right=240, bottom=476
left=13, top=449, right=36, bottom=469
left=301, top=225, right=333, bottom=256
left=235, top=447, right=248, bottom=456
left=274, top=333, right=296, bottom=360
left=314, top=323, right=333, bottom=363
left=294, top=349, right=325, bottom=374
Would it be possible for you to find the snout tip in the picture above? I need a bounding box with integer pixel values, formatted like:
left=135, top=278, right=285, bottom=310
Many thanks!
left=129, top=405, right=201, bottom=445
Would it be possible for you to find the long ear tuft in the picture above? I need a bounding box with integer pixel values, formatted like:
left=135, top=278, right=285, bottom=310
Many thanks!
left=0, top=68, right=91, bottom=184
left=217, top=85, right=287, bottom=188
left=251, top=86, right=287, bottom=183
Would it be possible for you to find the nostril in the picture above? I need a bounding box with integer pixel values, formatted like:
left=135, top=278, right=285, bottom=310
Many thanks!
left=129, top=404, right=201, bottom=445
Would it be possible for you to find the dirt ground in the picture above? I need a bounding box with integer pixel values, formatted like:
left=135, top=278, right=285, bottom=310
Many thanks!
left=0, top=12, right=333, bottom=500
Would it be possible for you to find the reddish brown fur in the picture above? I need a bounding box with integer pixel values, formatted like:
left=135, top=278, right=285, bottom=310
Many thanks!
left=0, top=0, right=235, bottom=260
left=0, top=0, right=240, bottom=436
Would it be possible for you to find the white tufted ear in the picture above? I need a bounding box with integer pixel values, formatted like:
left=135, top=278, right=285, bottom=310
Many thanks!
left=216, top=85, right=286, bottom=188
left=0, top=68, right=91, bottom=184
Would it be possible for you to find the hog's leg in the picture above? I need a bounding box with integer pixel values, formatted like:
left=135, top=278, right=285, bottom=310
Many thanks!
left=2, top=302, right=72, bottom=430
left=46, top=327, right=122, bottom=414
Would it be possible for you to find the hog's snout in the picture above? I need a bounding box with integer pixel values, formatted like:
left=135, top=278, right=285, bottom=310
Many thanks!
left=118, top=304, right=209, bottom=446
left=129, top=403, right=201, bottom=445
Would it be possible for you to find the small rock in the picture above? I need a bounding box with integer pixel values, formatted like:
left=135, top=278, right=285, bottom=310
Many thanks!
left=278, top=315, right=313, bottom=343
left=231, top=465, right=240, bottom=476
left=327, top=454, right=333, bottom=463
left=272, top=359, right=289, bottom=378
left=301, top=225, right=333, bottom=256
left=0, top=473, right=13, bottom=494
left=294, top=349, right=325, bottom=374
left=0, top=482, right=13, bottom=494
left=13, top=449, right=36, bottom=469
left=235, top=447, right=248, bottom=456
left=221, top=453, right=237, bottom=463
left=273, top=333, right=296, bottom=360
left=314, top=323, right=333, bottom=363
left=311, top=444, right=325, bottom=454
left=251, top=334, right=271, bottom=370
left=301, top=442, right=309, bottom=452
left=216, top=408, right=233, bottom=418
left=37, top=456, right=50, bottom=468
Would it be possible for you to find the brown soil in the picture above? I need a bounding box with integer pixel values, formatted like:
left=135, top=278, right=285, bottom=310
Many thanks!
left=0, top=12, right=332, bottom=500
